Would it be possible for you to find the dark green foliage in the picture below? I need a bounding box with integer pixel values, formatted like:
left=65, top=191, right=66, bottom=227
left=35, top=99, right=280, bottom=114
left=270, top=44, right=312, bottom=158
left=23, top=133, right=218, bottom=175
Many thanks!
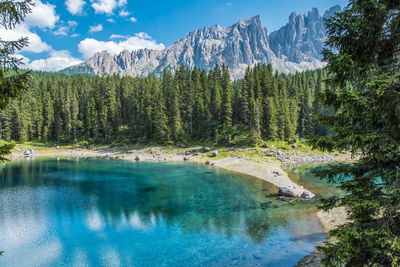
left=58, top=63, right=95, bottom=76
left=0, top=64, right=328, bottom=145
left=0, top=0, right=32, bottom=109
left=0, top=142, right=14, bottom=161
left=312, top=0, right=400, bottom=266
left=0, top=0, right=33, bottom=153
left=0, top=0, right=33, bottom=257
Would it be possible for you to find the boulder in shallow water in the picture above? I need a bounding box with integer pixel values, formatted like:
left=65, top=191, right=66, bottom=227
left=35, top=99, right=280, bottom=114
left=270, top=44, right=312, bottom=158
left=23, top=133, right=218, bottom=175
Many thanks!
left=277, top=186, right=296, bottom=197
left=300, top=190, right=315, bottom=199
left=24, top=149, right=34, bottom=156
left=135, top=155, right=140, bottom=161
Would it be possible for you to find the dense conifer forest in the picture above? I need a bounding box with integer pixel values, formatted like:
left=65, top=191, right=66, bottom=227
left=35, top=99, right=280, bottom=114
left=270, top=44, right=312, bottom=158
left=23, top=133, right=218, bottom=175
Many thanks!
left=0, top=64, right=329, bottom=145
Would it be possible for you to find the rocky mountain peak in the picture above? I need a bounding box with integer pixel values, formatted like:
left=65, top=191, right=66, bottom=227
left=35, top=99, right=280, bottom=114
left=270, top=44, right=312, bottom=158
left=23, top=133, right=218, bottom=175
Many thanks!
left=323, top=5, right=341, bottom=18
left=61, top=6, right=341, bottom=79
left=237, top=15, right=262, bottom=27
left=308, top=8, right=320, bottom=20
left=269, top=5, right=341, bottom=64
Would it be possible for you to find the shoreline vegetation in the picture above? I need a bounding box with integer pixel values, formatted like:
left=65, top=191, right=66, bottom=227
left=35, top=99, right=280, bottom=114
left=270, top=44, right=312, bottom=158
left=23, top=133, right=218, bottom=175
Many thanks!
left=7, top=141, right=351, bottom=232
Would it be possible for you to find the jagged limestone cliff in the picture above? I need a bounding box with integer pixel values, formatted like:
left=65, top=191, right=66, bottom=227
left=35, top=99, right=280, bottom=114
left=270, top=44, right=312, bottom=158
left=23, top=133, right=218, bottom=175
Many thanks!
left=60, top=6, right=341, bottom=79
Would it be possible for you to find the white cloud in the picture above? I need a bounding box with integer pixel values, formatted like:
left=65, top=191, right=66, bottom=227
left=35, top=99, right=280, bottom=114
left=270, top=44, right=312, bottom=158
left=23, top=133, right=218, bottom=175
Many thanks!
left=135, top=32, right=150, bottom=39
left=0, top=1, right=83, bottom=72
left=24, top=0, right=59, bottom=29
left=129, top=17, right=137, bottom=22
left=117, top=0, right=127, bottom=7
left=68, top=21, right=78, bottom=27
left=110, top=34, right=127, bottom=39
left=119, top=9, right=130, bottom=16
left=53, top=21, right=78, bottom=36
left=89, top=24, right=103, bottom=33
left=54, top=26, right=69, bottom=36
left=65, top=0, right=86, bottom=15
left=26, top=50, right=83, bottom=71
left=0, top=25, right=51, bottom=53
left=0, top=1, right=56, bottom=53
left=91, top=0, right=127, bottom=15
left=78, top=33, right=165, bottom=58
left=106, top=18, right=115, bottom=23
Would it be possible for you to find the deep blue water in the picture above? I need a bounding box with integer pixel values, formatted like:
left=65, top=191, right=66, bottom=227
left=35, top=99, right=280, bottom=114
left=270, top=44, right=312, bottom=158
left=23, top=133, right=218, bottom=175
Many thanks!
left=0, top=158, right=327, bottom=267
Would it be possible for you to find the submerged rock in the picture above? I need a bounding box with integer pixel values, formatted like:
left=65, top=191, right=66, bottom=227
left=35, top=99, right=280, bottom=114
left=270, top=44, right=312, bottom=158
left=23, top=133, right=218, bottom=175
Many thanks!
left=260, top=201, right=273, bottom=209
left=279, top=196, right=293, bottom=202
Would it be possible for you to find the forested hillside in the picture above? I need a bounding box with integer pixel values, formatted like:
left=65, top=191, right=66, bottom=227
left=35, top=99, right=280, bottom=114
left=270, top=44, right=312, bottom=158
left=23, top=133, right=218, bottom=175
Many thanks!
left=0, top=64, right=329, bottom=145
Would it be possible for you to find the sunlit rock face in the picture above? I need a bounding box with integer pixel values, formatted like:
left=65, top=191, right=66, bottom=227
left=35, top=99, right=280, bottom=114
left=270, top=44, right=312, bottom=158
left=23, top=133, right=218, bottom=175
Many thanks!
left=61, top=6, right=341, bottom=79
left=269, top=6, right=341, bottom=64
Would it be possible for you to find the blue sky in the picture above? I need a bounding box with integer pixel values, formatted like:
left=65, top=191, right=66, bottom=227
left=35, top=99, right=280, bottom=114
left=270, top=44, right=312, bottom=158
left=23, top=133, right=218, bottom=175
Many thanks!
left=2, top=0, right=348, bottom=71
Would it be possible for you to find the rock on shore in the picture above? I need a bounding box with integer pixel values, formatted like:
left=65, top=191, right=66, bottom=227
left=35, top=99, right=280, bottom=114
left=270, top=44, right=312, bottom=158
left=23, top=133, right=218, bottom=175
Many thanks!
left=277, top=185, right=315, bottom=199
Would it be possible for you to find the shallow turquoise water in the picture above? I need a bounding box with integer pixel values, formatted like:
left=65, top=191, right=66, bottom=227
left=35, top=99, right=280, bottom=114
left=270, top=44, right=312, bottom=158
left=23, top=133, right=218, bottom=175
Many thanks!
left=286, top=164, right=343, bottom=197
left=0, top=158, right=326, bottom=267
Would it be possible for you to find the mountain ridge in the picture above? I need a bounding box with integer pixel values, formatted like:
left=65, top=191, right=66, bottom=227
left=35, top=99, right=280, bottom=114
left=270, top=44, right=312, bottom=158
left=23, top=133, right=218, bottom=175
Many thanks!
left=60, top=5, right=341, bottom=79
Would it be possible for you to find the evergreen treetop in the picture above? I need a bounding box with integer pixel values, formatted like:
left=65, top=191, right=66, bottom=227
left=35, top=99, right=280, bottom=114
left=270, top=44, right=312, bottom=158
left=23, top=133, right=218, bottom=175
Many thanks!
left=313, top=0, right=400, bottom=265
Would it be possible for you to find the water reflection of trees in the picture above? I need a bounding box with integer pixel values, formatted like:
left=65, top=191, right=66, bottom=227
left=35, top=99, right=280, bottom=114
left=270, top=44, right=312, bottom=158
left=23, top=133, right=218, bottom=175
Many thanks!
left=0, top=158, right=322, bottom=242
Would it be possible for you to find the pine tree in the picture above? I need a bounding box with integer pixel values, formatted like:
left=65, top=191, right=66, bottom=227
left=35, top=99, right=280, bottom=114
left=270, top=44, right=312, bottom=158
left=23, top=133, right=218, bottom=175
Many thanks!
left=241, top=68, right=252, bottom=125
left=0, top=0, right=33, bottom=166
left=163, top=71, right=183, bottom=141
left=249, top=97, right=261, bottom=144
left=152, top=81, right=169, bottom=141
left=313, top=1, right=400, bottom=265
left=86, top=96, right=98, bottom=140
left=71, top=95, right=80, bottom=142
left=191, top=67, right=205, bottom=139
left=210, top=67, right=222, bottom=130
left=221, top=65, right=233, bottom=141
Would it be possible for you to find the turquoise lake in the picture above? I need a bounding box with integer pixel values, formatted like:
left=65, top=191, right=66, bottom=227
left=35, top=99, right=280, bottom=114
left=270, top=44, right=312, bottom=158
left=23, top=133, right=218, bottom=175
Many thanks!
left=0, top=158, right=328, bottom=267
